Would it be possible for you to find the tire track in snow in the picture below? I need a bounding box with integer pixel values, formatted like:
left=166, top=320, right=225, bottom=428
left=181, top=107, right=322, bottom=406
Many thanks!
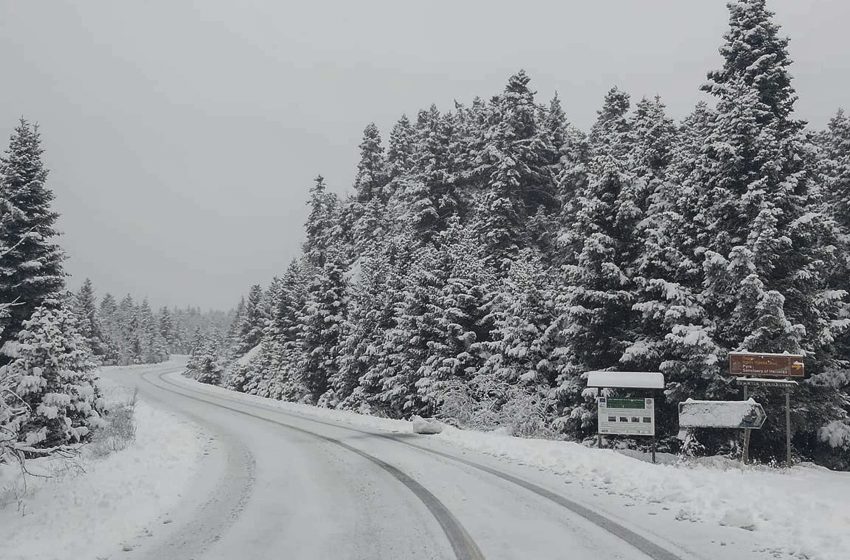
left=143, top=370, right=485, bottom=560
left=156, top=370, right=686, bottom=560
left=128, top=366, right=257, bottom=560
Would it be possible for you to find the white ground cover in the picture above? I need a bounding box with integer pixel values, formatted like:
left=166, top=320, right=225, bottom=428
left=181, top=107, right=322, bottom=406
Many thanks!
left=172, top=372, right=850, bottom=560
left=0, top=367, right=206, bottom=560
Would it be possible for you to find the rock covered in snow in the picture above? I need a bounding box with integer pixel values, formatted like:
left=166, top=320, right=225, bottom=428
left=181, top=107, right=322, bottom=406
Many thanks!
left=411, top=416, right=443, bottom=435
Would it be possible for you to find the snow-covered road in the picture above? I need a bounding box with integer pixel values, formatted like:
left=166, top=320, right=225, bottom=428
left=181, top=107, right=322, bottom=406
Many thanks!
left=103, top=360, right=697, bottom=560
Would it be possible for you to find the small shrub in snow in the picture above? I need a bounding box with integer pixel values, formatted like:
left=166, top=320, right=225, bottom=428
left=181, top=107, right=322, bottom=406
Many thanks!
left=89, top=390, right=137, bottom=458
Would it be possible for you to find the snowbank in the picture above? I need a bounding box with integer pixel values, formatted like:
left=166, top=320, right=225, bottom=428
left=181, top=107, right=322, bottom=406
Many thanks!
left=170, top=372, right=850, bottom=560
left=0, top=375, right=206, bottom=560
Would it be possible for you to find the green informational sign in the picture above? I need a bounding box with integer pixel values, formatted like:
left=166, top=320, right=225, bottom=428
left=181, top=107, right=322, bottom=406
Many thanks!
left=597, top=397, right=655, bottom=436
left=605, top=398, right=646, bottom=409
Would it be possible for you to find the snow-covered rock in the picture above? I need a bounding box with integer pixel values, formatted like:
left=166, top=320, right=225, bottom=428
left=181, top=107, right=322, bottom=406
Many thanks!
left=411, top=416, right=443, bottom=435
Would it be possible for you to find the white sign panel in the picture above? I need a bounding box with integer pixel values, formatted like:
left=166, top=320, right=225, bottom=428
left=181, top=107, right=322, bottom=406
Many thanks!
left=597, top=397, right=655, bottom=436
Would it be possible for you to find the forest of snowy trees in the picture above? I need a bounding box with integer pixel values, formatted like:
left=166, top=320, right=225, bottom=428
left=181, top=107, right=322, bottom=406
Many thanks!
left=69, top=277, right=231, bottom=366
left=195, top=0, right=850, bottom=468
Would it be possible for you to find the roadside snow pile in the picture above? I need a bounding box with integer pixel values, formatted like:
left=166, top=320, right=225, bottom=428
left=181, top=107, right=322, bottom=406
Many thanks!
left=0, top=376, right=206, bottom=560
left=411, top=416, right=443, bottom=434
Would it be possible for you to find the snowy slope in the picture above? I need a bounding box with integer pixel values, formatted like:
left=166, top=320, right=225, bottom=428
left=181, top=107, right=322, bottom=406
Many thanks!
left=0, top=368, right=206, bottom=560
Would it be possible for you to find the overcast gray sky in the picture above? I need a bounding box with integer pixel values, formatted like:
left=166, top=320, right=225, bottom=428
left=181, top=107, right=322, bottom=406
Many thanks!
left=0, top=1, right=847, bottom=310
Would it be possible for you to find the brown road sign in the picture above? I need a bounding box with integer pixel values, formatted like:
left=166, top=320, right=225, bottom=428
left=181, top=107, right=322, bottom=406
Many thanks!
left=729, top=352, right=805, bottom=378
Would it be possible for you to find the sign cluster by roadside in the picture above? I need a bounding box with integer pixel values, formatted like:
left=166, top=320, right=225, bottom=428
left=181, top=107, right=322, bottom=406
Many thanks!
left=587, top=351, right=804, bottom=466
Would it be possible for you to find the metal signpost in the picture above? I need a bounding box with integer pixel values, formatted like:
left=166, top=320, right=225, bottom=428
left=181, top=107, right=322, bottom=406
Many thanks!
left=728, top=352, right=804, bottom=466
left=587, top=371, right=664, bottom=463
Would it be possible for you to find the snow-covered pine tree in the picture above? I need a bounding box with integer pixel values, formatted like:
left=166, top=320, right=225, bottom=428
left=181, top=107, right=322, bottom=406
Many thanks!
left=472, top=248, right=557, bottom=433
left=97, top=292, right=121, bottom=364
left=820, top=109, right=850, bottom=232
left=300, top=251, right=348, bottom=405
left=403, top=105, right=461, bottom=246
left=234, top=284, right=266, bottom=358
left=7, top=304, right=104, bottom=449
left=353, top=123, right=388, bottom=204
left=690, top=0, right=850, bottom=461
left=551, top=87, right=640, bottom=439
left=188, top=336, right=223, bottom=385
left=384, top=114, right=415, bottom=208
left=73, top=278, right=108, bottom=360
left=303, top=175, right=339, bottom=268
left=224, top=297, right=245, bottom=358
left=347, top=232, right=415, bottom=413
left=473, top=71, right=556, bottom=270
left=158, top=306, right=178, bottom=352
left=416, top=220, right=493, bottom=416
left=0, top=119, right=65, bottom=350
left=374, top=243, right=446, bottom=417
left=138, top=299, right=168, bottom=363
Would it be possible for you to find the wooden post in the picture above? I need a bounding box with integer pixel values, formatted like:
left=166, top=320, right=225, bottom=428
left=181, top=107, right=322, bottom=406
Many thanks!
left=651, top=437, right=657, bottom=464
left=743, top=384, right=750, bottom=464
left=597, top=389, right=603, bottom=448
left=785, top=385, right=792, bottom=466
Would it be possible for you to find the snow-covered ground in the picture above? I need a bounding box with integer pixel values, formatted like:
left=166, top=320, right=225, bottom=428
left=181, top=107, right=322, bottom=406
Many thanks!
left=0, top=366, right=207, bottom=560
left=170, top=372, right=850, bottom=560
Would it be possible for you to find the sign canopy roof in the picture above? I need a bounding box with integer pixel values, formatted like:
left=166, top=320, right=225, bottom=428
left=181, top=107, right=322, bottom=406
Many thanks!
left=586, top=371, right=665, bottom=390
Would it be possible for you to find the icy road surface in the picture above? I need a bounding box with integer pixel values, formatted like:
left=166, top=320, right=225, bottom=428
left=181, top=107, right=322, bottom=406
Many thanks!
left=104, top=360, right=719, bottom=560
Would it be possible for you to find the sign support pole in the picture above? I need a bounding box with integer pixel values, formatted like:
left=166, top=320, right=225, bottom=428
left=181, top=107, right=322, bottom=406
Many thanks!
left=742, top=384, right=751, bottom=465
left=785, top=384, right=792, bottom=466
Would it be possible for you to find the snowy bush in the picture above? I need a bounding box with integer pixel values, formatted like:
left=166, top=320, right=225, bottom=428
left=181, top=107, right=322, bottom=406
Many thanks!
left=89, top=389, right=137, bottom=458
left=4, top=305, right=105, bottom=451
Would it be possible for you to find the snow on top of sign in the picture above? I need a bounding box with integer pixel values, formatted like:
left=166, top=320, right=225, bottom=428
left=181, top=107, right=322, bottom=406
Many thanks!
left=733, top=377, right=799, bottom=386
left=679, top=398, right=763, bottom=429
left=586, top=371, right=664, bottom=389
left=728, top=351, right=804, bottom=358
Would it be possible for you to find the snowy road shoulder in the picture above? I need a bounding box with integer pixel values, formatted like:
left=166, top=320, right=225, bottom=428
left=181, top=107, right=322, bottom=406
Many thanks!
left=168, top=371, right=850, bottom=560
left=0, top=369, right=207, bottom=560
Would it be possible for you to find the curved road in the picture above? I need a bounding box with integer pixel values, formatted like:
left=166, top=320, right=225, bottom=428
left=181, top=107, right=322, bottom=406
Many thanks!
left=104, top=360, right=693, bottom=560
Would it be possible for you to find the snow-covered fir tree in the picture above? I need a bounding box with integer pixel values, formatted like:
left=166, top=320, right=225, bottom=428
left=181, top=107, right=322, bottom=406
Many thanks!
left=5, top=305, right=104, bottom=449
left=73, top=278, right=108, bottom=360
left=0, top=120, right=65, bottom=350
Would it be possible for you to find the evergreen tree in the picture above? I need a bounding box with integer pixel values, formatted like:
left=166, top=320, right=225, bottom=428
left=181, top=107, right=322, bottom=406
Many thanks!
left=474, top=71, right=556, bottom=269
left=686, top=0, right=850, bottom=460
left=821, top=109, right=850, bottom=232
left=405, top=106, right=460, bottom=246
left=234, top=285, right=266, bottom=357
left=73, top=278, right=107, bottom=360
left=303, top=176, right=339, bottom=268
left=301, top=252, right=348, bottom=405
left=0, top=120, right=65, bottom=348
left=416, top=222, right=493, bottom=415
left=353, top=123, right=388, bottom=203
left=158, top=307, right=177, bottom=351
left=7, top=305, right=104, bottom=449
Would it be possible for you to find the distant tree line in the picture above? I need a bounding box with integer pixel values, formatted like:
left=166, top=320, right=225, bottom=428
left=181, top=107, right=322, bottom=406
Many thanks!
left=70, top=278, right=231, bottom=366
left=189, top=0, right=850, bottom=468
